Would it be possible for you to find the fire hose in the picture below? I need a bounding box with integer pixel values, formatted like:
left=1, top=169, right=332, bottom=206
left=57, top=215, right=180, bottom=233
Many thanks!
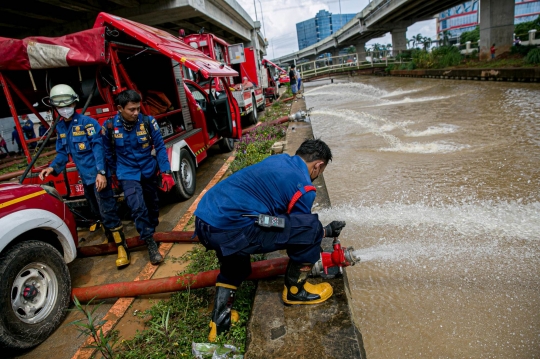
left=72, top=233, right=360, bottom=302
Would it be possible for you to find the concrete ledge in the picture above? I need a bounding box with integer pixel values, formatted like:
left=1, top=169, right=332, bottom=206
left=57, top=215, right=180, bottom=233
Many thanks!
left=245, top=97, right=365, bottom=359
left=390, top=67, right=540, bottom=82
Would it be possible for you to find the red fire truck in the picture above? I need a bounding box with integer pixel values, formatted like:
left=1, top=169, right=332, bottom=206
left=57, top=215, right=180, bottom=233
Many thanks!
left=262, top=59, right=289, bottom=87
left=0, top=13, right=242, bottom=208
left=180, top=32, right=278, bottom=125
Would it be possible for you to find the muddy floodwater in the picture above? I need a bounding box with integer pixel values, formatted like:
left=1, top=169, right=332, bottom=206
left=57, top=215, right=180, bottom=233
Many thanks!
left=304, top=76, right=540, bottom=358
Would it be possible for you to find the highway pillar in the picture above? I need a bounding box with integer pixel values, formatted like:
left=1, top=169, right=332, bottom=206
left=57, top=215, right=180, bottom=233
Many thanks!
left=479, top=0, right=514, bottom=60
left=391, top=28, right=408, bottom=54
left=332, top=48, right=341, bottom=65
left=355, top=40, right=366, bottom=61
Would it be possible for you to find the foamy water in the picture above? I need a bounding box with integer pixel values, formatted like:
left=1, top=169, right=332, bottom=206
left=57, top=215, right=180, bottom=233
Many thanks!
left=311, top=108, right=467, bottom=153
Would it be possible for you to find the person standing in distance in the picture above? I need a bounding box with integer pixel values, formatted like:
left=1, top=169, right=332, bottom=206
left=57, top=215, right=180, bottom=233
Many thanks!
left=194, top=138, right=346, bottom=342
left=11, top=126, right=22, bottom=154
left=289, top=64, right=297, bottom=97
left=21, top=115, right=37, bottom=149
left=39, top=84, right=130, bottom=269
left=102, top=90, right=175, bottom=265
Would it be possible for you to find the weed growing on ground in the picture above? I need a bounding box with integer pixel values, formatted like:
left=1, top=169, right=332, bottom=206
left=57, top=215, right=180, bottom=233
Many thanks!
left=69, top=297, right=119, bottom=359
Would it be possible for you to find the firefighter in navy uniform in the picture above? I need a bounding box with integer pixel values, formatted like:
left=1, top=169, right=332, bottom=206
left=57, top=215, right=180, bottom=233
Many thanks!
left=102, top=90, right=175, bottom=265
left=39, top=84, right=130, bottom=269
left=194, top=138, right=346, bottom=341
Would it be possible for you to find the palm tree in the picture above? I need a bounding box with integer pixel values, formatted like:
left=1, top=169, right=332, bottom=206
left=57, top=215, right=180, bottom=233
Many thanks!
left=422, top=37, right=432, bottom=51
left=414, top=34, right=424, bottom=49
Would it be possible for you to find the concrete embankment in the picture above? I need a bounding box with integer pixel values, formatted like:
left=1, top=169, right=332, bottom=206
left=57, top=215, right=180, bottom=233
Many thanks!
left=245, top=96, right=365, bottom=359
left=389, top=67, right=540, bottom=82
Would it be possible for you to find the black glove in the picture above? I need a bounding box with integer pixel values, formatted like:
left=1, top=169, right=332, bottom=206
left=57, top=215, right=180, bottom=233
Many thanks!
left=324, top=221, right=346, bottom=238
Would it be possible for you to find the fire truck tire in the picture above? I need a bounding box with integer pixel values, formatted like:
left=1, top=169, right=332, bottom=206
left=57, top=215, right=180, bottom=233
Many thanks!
left=170, top=148, right=196, bottom=201
left=0, top=240, right=71, bottom=350
left=257, top=99, right=265, bottom=112
left=248, top=95, right=258, bottom=125
left=219, top=138, right=235, bottom=153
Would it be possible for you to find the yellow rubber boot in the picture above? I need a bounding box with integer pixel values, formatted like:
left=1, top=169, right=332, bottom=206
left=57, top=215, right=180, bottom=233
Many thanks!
left=282, top=261, right=333, bottom=305
left=111, top=226, right=130, bottom=269
left=208, top=283, right=238, bottom=342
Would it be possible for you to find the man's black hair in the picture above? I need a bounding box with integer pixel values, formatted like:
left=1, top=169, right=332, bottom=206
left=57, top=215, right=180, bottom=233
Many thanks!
left=291, top=64, right=296, bottom=68
left=116, top=89, right=141, bottom=108
left=295, top=138, right=332, bottom=164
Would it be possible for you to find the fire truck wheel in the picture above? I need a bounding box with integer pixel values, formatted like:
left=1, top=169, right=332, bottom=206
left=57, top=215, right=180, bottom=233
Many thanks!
left=0, top=240, right=71, bottom=350
left=248, top=95, right=258, bottom=125
left=218, top=137, right=235, bottom=153
left=170, top=148, right=196, bottom=201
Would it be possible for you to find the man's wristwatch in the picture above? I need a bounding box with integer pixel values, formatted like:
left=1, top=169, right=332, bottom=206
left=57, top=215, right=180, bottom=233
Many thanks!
left=98, top=170, right=106, bottom=176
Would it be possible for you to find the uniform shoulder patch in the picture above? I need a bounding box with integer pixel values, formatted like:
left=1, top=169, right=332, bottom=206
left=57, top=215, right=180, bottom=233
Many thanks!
left=86, top=125, right=96, bottom=136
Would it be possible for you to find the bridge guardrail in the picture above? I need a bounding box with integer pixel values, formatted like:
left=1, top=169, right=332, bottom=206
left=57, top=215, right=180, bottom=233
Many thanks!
left=297, top=50, right=411, bottom=80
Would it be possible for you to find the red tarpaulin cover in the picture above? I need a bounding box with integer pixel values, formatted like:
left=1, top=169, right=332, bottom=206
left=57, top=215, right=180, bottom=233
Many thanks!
left=94, top=12, right=238, bottom=78
left=0, top=27, right=107, bottom=71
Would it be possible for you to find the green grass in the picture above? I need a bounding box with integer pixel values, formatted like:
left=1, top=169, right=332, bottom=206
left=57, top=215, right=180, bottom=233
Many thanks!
left=115, top=245, right=258, bottom=358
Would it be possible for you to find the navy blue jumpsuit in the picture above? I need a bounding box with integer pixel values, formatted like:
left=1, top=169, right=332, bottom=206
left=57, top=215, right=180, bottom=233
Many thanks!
left=49, top=113, right=121, bottom=229
left=194, top=154, right=323, bottom=287
left=102, top=113, right=171, bottom=242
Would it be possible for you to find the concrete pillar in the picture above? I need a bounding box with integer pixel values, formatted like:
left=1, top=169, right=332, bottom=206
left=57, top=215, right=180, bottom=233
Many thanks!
left=391, top=28, right=408, bottom=54
left=479, top=0, right=514, bottom=61
left=332, top=48, right=340, bottom=64
left=355, top=40, right=366, bottom=61
left=530, top=29, right=537, bottom=42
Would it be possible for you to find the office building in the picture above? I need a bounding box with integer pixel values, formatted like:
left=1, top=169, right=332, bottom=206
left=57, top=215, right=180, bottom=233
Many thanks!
left=296, top=10, right=356, bottom=50
left=438, top=0, right=540, bottom=41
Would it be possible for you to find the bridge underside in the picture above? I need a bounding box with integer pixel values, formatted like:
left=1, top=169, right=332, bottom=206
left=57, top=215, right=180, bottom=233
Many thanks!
left=0, top=0, right=254, bottom=45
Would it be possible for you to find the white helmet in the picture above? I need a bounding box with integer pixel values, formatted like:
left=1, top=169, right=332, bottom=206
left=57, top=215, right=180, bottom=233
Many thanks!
left=43, top=84, right=79, bottom=107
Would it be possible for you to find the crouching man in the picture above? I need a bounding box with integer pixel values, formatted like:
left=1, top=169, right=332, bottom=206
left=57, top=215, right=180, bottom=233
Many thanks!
left=194, top=138, right=346, bottom=341
left=102, top=90, right=175, bottom=265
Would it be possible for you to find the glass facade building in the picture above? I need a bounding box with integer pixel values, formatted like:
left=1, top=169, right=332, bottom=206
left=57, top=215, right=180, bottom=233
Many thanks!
left=438, top=0, right=540, bottom=40
left=296, top=10, right=356, bottom=50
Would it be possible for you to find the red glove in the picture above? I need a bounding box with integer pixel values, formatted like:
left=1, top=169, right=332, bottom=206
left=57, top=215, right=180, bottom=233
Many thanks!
left=111, top=174, right=120, bottom=189
left=159, top=172, right=175, bottom=192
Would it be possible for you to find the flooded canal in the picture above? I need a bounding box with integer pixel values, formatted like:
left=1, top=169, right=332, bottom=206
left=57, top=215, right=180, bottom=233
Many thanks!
left=305, top=76, right=540, bottom=358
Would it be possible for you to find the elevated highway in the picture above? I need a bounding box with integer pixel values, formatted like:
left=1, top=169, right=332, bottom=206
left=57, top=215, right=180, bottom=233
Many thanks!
left=274, top=0, right=515, bottom=64
left=0, top=0, right=267, bottom=55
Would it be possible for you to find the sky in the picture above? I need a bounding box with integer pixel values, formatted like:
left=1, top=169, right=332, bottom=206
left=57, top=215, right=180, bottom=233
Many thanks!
left=235, top=0, right=438, bottom=59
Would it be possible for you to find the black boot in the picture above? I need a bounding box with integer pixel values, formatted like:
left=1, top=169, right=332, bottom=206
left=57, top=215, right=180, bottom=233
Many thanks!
left=208, top=283, right=239, bottom=342
left=282, top=261, right=333, bottom=305
left=110, top=226, right=130, bottom=269
left=146, top=236, right=163, bottom=265
left=102, top=226, right=113, bottom=244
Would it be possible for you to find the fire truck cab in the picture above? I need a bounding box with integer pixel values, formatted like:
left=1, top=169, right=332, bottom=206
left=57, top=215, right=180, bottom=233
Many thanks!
left=0, top=13, right=242, bottom=209
left=181, top=32, right=278, bottom=126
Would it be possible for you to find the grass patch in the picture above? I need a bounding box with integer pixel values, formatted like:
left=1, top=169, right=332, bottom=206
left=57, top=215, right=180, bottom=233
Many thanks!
left=114, top=245, right=258, bottom=358
left=0, top=152, right=56, bottom=176
left=229, top=123, right=287, bottom=173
